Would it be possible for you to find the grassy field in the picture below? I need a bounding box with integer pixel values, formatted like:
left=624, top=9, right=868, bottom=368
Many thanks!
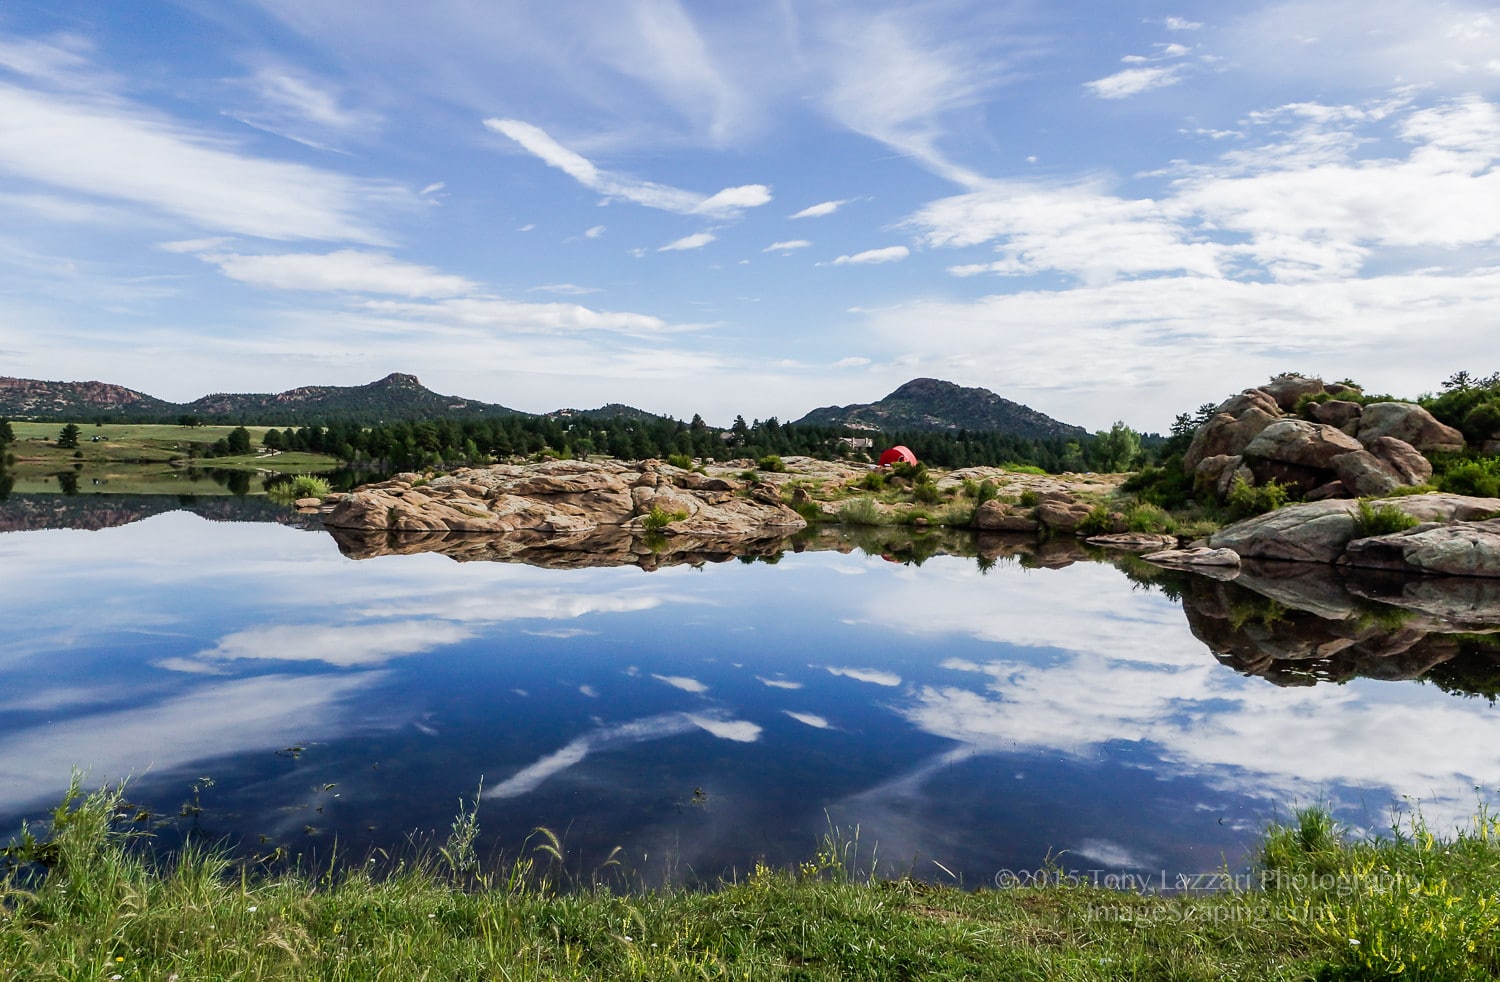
left=4, top=423, right=339, bottom=493
left=5, top=780, right=1498, bottom=980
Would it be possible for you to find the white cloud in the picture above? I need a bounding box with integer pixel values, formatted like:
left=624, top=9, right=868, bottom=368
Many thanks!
left=0, top=81, right=400, bottom=243
left=763, top=239, right=811, bottom=252
left=791, top=200, right=847, bottom=219
left=784, top=710, right=831, bottom=729
left=832, top=246, right=909, bottom=265
left=356, top=296, right=673, bottom=335
left=825, top=666, right=902, bottom=686
left=527, top=283, right=602, bottom=296
left=584, top=224, right=606, bottom=238
left=202, top=249, right=479, bottom=298
left=229, top=64, right=382, bottom=148
left=485, top=118, right=770, bottom=217
left=833, top=356, right=871, bottom=368
left=687, top=714, right=762, bottom=742
left=1165, top=16, right=1203, bottom=30
left=181, top=621, right=474, bottom=669
left=653, top=673, right=708, bottom=693
left=659, top=231, right=717, bottom=251
left=756, top=676, right=803, bottom=689
left=1084, top=66, right=1184, bottom=99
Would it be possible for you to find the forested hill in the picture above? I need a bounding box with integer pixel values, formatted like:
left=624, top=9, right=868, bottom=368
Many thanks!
left=794, top=378, right=1087, bottom=441
left=0, top=373, right=525, bottom=424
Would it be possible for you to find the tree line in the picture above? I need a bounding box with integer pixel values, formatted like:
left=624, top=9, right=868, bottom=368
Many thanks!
left=257, top=414, right=1159, bottom=474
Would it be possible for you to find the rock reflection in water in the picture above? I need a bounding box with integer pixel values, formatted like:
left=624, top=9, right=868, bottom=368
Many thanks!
left=1176, top=559, right=1500, bottom=689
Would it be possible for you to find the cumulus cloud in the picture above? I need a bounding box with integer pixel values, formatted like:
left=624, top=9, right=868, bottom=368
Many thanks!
left=659, top=231, right=717, bottom=251
left=832, top=245, right=909, bottom=265
left=485, top=118, right=770, bottom=217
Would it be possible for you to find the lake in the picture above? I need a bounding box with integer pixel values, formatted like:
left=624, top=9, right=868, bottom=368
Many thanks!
left=2, top=493, right=1497, bottom=890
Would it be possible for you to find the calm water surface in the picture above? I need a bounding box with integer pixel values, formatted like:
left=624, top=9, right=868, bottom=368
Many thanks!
left=2, top=496, right=1497, bottom=887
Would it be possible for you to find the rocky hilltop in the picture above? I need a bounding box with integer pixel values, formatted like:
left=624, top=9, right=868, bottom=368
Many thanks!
left=794, top=378, right=1087, bottom=439
left=0, top=373, right=525, bottom=424
left=0, top=377, right=177, bottom=418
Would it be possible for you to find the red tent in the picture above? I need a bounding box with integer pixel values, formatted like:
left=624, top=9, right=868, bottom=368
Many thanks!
left=878, top=445, right=918, bottom=467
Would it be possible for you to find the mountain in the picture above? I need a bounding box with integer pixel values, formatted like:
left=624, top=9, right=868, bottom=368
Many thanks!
left=546, top=403, right=673, bottom=424
left=183, top=373, right=527, bottom=424
left=793, top=378, right=1088, bottom=440
left=0, top=373, right=526, bottom=424
left=0, top=377, right=178, bottom=419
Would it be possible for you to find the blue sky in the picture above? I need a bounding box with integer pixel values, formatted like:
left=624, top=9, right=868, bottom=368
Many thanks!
left=2, top=1, right=1499, bottom=430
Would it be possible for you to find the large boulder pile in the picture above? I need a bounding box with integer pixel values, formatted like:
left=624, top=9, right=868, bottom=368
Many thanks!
left=325, top=459, right=807, bottom=537
left=1182, top=376, right=1461, bottom=500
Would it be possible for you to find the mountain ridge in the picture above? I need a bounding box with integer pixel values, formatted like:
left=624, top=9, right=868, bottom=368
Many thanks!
left=0, top=373, right=1082, bottom=437
left=793, top=378, right=1087, bottom=440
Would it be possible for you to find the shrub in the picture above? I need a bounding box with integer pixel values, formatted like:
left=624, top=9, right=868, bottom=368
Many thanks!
left=1353, top=498, right=1421, bottom=537
left=837, top=496, right=885, bottom=526
left=889, top=460, right=928, bottom=483
left=267, top=474, right=332, bottom=503
left=1075, top=504, right=1114, bottom=536
left=1123, top=501, right=1177, bottom=534
left=1437, top=458, right=1500, bottom=498
left=1120, top=457, right=1196, bottom=510
left=756, top=454, right=786, bottom=473
left=910, top=478, right=941, bottom=504
left=856, top=470, right=887, bottom=491
left=1018, top=489, right=1040, bottom=507
left=974, top=478, right=1000, bottom=506
left=1226, top=475, right=1290, bottom=518
left=641, top=504, right=690, bottom=531
left=666, top=453, right=695, bottom=470
left=1002, top=463, right=1047, bottom=475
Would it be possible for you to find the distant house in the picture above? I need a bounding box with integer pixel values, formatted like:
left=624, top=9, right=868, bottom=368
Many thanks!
left=837, top=436, right=874, bottom=450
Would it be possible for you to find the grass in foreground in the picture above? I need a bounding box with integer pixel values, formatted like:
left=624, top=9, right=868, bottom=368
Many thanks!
left=5, top=782, right=1500, bottom=981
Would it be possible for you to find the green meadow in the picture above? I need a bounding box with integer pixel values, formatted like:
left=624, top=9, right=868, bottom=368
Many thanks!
left=4, top=780, right=1498, bottom=981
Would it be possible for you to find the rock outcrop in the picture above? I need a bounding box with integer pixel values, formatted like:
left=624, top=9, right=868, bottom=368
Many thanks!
left=1205, top=494, right=1500, bottom=567
left=1179, top=377, right=1453, bottom=501
left=325, top=459, right=806, bottom=538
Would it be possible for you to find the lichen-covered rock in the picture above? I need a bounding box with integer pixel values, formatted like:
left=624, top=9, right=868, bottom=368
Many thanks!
left=1208, top=494, right=1500, bottom=565
left=972, top=499, right=1039, bottom=532
left=1356, top=402, right=1465, bottom=453
left=1214, top=388, right=1283, bottom=419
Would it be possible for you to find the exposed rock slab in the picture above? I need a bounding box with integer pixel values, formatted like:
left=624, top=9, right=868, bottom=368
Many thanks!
left=326, top=459, right=806, bottom=537
left=1142, top=546, right=1241, bottom=568
left=1356, top=402, right=1465, bottom=453
left=1208, top=494, right=1500, bottom=565
left=1342, top=518, right=1500, bottom=578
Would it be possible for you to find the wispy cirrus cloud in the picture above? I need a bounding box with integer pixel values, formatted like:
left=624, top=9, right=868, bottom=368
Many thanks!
left=0, top=76, right=403, bottom=242
left=485, top=117, right=770, bottom=218
left=763, top=239, right=811, bottom=252
left=194, top=248, right=479, bottom=298
left=659, top=231, right=717, bottom=251
left=790, top=199, right=847, bottom=219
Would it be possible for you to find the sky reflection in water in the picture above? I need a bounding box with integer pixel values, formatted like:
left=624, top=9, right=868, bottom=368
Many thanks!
left=2, top=506, right=1497, bottom=886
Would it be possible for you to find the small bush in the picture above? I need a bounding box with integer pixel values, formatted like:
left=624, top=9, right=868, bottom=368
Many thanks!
left=1226, top=475, right=1290, bottom=518
left=1075, top=504, right=1114, bottom=536
left=1018, top=489, right=1039, bottom=507
left=1353, top=498, right=1421, bottom=537
left=1123, top=501, right=1177, bottom=534
left=1002, top=463, right=1047, bottom=475
left=911, top=478, right=941, bottom=504
left=1437, top=458, right=1500, bottom=498
left=974, top=478, right=999, bottom=506
left=756, top=454, right=786, bottom=473
left=1120, top=458, right=1196, bottom=510
left=889, top=460, right=928, bottom=483
left=267, top=474, right=332, bottom=503
left=837, top=496, right=885, bottom=526
left=856, top=470, right=887, bottom=491
left=641, top=504, right=690, bottom=531
left=666, top=453, right=695, bottom=470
